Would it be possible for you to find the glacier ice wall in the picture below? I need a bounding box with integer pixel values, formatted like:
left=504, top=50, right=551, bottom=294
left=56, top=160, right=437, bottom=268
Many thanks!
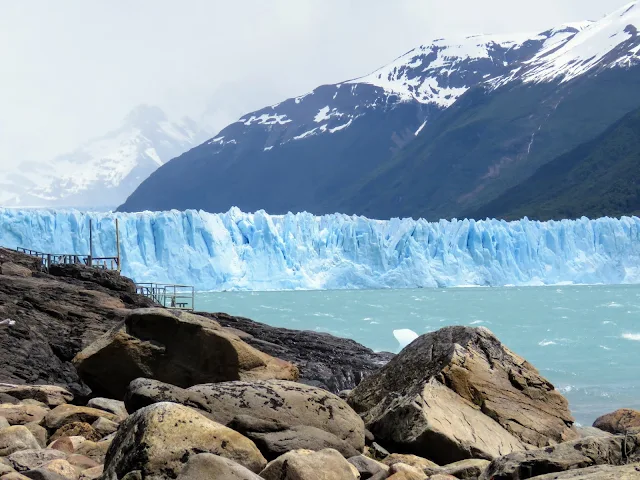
left=1, top=208, right=639, bottom=291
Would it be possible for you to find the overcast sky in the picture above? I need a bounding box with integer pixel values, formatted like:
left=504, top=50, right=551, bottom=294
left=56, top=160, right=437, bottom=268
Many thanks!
left=0, top=0, right=628, bottom=170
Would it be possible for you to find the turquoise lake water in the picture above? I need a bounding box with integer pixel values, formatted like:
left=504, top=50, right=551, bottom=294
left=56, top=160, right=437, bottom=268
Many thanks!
left=197, top=285, right=640, bottom=426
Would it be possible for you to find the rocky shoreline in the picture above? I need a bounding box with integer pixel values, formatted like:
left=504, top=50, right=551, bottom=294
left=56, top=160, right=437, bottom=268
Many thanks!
left=1, top=249, right=639, bottom=479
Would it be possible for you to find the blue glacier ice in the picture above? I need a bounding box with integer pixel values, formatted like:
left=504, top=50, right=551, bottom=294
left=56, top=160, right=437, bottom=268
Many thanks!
left=1, top=207, right=639, bottom=291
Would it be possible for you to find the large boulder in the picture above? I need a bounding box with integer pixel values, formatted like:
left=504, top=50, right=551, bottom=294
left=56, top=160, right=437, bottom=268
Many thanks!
left=348, top=326, right=576, bottom=464
left=0, top=427, right=41, bottom=456
left=102, top=402, right=266, bottom=479
left=0, top=387, right=72, bottom=408
left=259, top=449, right=358, bottom=480
left=125, top=378, right=365, bottom=453
left=176, top=453, right=263, bottom=480
left=593, top=408, right=640, bottom=434
left=479, top=433, right=640, bottom=480
left=73, top=308, right=298, bottom=398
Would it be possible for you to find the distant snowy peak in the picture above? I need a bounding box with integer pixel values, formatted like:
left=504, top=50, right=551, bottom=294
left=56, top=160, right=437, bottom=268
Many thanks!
left=0, top=105, right=209, bottom=208
left=494, top=2, right=640, bottom=85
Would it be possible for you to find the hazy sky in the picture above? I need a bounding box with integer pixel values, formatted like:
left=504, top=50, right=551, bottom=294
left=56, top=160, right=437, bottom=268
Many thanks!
left=0, top=0, right=628, bottom=169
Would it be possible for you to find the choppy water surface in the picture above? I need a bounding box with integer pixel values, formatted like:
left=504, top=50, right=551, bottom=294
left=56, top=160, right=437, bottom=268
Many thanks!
left=197, top=284, right=640, bottom=425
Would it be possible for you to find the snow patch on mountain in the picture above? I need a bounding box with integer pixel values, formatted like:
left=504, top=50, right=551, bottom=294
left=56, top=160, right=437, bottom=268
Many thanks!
left=493, top=2, right=640, bottom=85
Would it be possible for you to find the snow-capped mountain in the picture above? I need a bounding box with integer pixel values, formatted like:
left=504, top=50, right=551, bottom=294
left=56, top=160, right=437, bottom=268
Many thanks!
left=493, top=2, right=640, bottom=86
left=0, top=105, right=210, bottom=209
left=120, top=2, right=640, bottom=220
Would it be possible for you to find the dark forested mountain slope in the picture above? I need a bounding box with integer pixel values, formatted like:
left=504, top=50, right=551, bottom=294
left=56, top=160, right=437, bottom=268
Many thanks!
left=468, top=106, right=640, bottom=221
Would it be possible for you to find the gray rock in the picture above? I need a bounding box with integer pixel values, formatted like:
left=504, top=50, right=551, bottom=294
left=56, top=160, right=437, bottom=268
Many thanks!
left=530, top=463, right=640, bottom=479
left=349, top=326, right=576, bottom=465
left=86, top=398, right=127, bottom=421
left=0, top=386, right=72, bottom=408
left=0, top=417, right=9, bottom=430
left=176, top=453, right=263, bottom=480
left=348, top=455, right=389, bottom=479
left=7, top=449, right=67, bottom=473
left=20, top=470, right=70, bottom=480
left=0, top=427, right=41, bottom=456
left=23, top=424, right=47, bottom=448
left=90, top=417, right=118, bottom=438
left=246, top=425, right=361, bottom=460
left=440, top=458, right=490, bottom=479
left=575, top=426, right=613, bottom=438
left=480, top=433, right=640, bottom=480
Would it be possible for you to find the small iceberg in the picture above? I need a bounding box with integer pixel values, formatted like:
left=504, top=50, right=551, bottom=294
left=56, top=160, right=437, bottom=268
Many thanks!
left=394, top=329, right=420, bottom=350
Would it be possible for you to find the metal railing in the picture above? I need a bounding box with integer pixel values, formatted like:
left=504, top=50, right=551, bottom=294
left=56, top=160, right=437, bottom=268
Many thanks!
left=16, top=248, right=120, bottom=272
left=135, top=283, right=195, bottom=311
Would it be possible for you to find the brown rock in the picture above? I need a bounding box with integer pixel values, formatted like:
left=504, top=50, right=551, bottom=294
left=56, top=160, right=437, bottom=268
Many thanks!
left=102, top=402, right=266, bottom=480
left=64, top=455, right=99, bottom=473
left=44, top=405, right=117, bottom=430
left=6, top=449, right=67, bottom=472
left=0, top=427, right=41, bottom=456
left=0, top=387, right=72, bottom=408
left=74, top=441, right=109, bottom=465
left=259, top=449, right=358, bottom=480
left=0, top=405, right=48, bottom=426
left=593, top=408, right=640, bottom=434
left=349, top=327, right=576, bottom=464
left=31, top=460, right=78, bottom=480
left=388, top=463, right=428, bottom=480
left=176, top=453, right=263, bottom=480
left=77, top=466, right=102, bottom=480
left=50, top=424, right=100, bottom=443
left=479, top=433, right=640, bottom=480
left=0, top=263, right=32, bottom=278
left=73, top=308, right=298, bottom=399
left=48, top=438, right=75, bottom=455
left=0, top=473, right=31, bottom=480
left=382, top=454, right=439, bottom=470
left=439, top=458, right=490, bottom=479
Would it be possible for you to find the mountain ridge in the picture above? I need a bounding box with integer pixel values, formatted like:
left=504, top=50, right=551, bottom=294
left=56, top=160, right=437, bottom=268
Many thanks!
left=117, top=1, right=640, bottom=220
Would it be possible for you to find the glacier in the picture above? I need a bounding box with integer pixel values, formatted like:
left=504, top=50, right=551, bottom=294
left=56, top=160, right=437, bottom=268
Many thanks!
left=1, top=208, right=639, bottom=291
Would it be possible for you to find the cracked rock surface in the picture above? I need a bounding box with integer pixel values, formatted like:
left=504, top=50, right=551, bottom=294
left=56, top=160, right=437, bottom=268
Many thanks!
left=348, top=326, right=577, bottom=465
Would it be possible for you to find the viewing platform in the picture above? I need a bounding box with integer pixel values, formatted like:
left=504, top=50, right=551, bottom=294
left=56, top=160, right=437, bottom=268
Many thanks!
left=135, top=283, right=195, bottom=311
